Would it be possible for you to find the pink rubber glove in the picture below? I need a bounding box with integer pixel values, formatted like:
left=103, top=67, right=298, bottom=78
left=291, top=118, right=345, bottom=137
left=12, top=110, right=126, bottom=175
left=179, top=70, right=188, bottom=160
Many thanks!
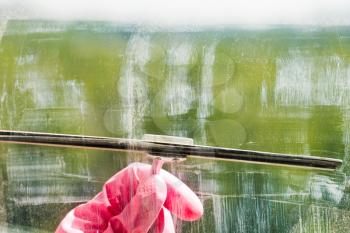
left=55, top=159, right=203, bottom=233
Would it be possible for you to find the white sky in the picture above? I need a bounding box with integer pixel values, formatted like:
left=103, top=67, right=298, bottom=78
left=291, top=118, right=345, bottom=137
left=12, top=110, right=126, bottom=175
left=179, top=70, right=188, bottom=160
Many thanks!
left=0, top=0, right=350, bottom=25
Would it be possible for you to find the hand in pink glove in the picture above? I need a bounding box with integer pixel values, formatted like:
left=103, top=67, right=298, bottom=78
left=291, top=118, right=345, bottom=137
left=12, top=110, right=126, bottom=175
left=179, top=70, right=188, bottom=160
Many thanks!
left=56, top=158, right=203, bottom=233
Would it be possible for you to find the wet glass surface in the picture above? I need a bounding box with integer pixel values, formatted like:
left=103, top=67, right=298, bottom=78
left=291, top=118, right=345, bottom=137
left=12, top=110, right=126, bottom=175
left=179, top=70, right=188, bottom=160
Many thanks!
left=1, top=20, right=350, bottom=232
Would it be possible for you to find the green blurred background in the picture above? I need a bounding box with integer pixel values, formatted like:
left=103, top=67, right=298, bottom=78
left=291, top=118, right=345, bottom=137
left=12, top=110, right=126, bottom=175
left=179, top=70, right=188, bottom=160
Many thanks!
left=0, top=20, right=350, bottom=232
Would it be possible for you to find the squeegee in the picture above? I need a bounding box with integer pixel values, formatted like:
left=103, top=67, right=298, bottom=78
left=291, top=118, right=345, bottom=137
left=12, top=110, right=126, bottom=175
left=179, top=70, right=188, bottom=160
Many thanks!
left=0, top=130, right=342, bottom=170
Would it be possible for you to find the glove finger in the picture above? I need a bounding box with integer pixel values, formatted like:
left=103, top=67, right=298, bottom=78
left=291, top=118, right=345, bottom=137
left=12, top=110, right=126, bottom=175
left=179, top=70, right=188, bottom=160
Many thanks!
left=160, top=170, right=203, bottom=221
left=102, top=223, right=117, bottom=233
left=149, top=207, right=175, bottom=233
left=74, top=200, right=112, bottom=230
left=55, top=209, right=97, bottom=233
left=161, top=208, right=176, bottom=233
left=133, top=163, right=203, bottom=221
left=103, top=163, right=141, bottom=215
left=113, top=174, right=167, bottom=233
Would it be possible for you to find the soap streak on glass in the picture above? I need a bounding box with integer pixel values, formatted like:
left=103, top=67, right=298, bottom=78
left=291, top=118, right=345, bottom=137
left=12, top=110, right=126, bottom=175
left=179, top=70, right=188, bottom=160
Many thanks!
left=197, top=42, right=216, bottom=145
left=0, top=21, right=350, bottom=232
left=118, top=34, right=151, bottom=139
